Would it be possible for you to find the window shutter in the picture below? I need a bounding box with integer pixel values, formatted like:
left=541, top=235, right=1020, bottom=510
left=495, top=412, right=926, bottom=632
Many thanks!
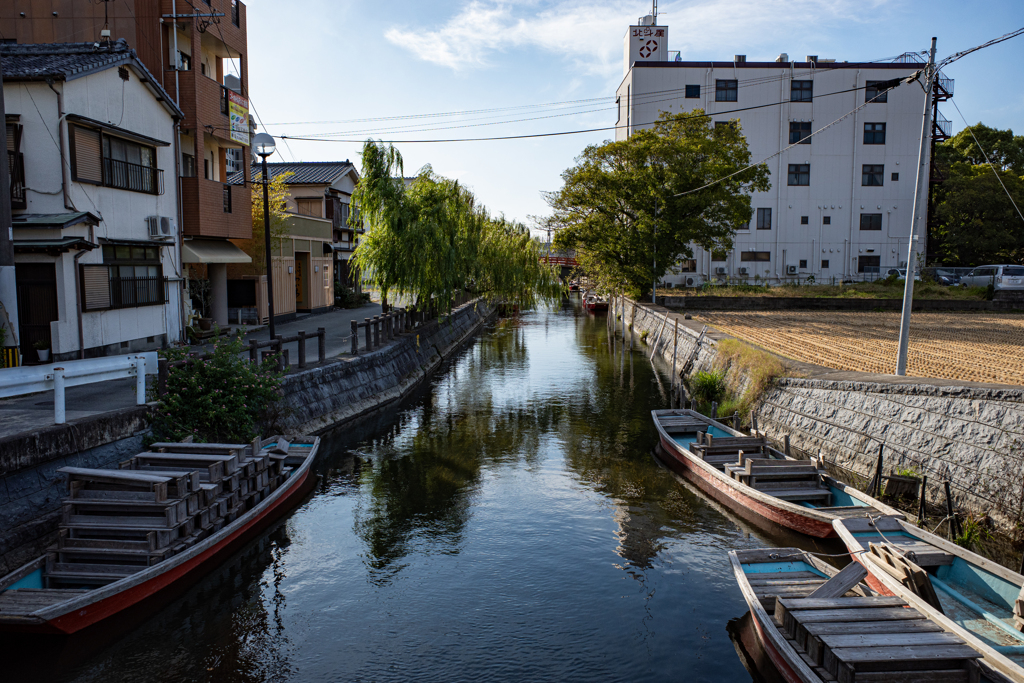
left=81, top=265, right=111, bottom=311
left=73, top=126, right=103, bottom=182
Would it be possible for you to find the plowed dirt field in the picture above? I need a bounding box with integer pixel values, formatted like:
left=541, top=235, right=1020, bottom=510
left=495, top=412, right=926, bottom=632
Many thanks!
left=696, top=311, right=1024, bottom=385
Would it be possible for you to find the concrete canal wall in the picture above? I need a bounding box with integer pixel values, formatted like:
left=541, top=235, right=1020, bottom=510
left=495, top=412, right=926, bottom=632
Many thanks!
left=0, top=300, right=495, bottom=575
left=622, top=300, right=1024, bottom=529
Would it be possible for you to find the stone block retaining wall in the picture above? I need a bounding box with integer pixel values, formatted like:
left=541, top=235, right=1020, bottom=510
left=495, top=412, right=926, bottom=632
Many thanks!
left=621, top=299, right=1024, bottom=528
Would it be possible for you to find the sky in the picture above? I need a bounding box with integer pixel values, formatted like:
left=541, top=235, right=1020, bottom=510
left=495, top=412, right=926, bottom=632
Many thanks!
left=245, top=0, right=1024, bottom=228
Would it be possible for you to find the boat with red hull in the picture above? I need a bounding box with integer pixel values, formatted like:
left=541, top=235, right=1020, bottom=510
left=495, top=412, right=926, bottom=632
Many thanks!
left=0, top=435, right=318, bottom=635
left=652, top=409, right=900, bottom=538
left=583, top=294, right=608, bottom=312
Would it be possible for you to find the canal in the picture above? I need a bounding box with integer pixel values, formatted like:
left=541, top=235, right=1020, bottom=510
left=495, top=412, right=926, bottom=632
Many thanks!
left=53, top=298, right=824, bottom=683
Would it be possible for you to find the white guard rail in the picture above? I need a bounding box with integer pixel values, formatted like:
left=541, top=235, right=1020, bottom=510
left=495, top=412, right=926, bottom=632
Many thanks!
left=0, top=352, right=158, bottom=424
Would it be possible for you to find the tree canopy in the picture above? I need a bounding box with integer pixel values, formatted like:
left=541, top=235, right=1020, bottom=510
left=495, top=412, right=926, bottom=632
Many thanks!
left=931, top=124, right=1024, bottom=266
left=352, top=141, right=560, bottom=311
left=547, top=111, right=770, bottom=297
left=243, top=170, right=293, bottom=275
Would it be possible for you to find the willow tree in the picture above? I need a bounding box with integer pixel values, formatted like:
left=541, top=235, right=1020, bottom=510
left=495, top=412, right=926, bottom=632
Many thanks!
left=548, top=110, right=770, bottom=297
left=352, top=140, right=560, bottom=311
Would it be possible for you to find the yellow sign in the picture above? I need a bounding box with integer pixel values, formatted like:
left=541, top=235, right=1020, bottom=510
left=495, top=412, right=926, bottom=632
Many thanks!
left=228, top=90, right=249, bottom=146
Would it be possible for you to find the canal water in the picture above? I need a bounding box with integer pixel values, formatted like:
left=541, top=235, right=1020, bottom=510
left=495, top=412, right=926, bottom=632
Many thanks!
left=51, top=298, right=828, bottom=683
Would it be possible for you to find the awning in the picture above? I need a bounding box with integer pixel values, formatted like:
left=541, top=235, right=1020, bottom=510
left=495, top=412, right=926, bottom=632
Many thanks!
left=12, top=212, right=101, bottom=229
left=14, top=237, right=97, bottom=254
left=182, top=239, right=252, bottom=264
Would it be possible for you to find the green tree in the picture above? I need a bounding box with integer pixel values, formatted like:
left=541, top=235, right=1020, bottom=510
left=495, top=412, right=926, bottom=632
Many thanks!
left=932, top=163, right=1024, bottom=265
left=244, top=170, right=293, bottom=275
left=547, top=111, right=770, bottom=297
left=352, top=141, right=560, bottom=311
left=936, top=123, right=1024, bottom=174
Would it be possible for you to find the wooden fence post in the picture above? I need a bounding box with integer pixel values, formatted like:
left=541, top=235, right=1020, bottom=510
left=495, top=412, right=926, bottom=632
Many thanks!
left=158, top=358, right=168, bottom=396
left=944, top=481, right=958, bottom=540
left=364, top=318, right=372, bottom=350
left=784, top=434, right=791, bottom=457
left=318, top=327, right=326, bottom=362
left=874, top=445, right=884, bottom=498
left=918, top=475, right=927, bottom=523
left=297, top=331, right=307, bottom=369
left=373, top=317, right=380, bottom=348
left=274, top=338, right=285, bottom=373
left=732, top=412, right=739, bottom=430
left=351, top=320, right=359, bottom=355
left=672, top=320, right=678, bottom=388
left=711, top=401, right=718, bottom=418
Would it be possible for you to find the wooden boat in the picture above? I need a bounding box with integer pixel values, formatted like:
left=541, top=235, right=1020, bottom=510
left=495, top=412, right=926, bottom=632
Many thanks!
left=652, top=409, right=902, bottom=538
left=834, top=515, right=1024, bottom=682
left=0, top=435, right=318, bottom=635
left=583, top=294, right=609, bottom=312
left=730, top=547, right=986, bottom=683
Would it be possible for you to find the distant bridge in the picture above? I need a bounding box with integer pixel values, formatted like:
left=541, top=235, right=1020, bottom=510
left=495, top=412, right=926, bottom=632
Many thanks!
left=540, top=251, right=578, bottom=280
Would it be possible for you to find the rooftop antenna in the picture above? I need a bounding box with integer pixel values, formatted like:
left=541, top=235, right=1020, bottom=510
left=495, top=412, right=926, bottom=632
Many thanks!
left=100, top=0, right=112, bottom=43
left=652, top=0, right=658, bottom=25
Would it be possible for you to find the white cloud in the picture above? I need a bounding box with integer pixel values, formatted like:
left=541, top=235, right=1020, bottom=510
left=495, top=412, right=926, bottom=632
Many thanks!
left=386, top=0, right=897, bottom=76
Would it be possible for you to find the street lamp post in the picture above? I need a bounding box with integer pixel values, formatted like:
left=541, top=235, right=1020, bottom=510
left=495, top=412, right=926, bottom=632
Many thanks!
left=252, top=132, right=277, bottom=341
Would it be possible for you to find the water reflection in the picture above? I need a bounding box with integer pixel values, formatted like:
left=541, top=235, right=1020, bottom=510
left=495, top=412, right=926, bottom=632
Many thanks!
left=50, top=297, right=816, bottom=683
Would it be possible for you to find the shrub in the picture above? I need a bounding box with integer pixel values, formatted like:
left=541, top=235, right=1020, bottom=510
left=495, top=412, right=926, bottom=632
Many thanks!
left=955, top=514, right=990, bottom=552
left=150, top=332, right=283, bottom=444
left=715, top=339, right=785, bottom=418
left=690, top=369, right=727, bottom=405
left=640, top=329, right=649, bottom=344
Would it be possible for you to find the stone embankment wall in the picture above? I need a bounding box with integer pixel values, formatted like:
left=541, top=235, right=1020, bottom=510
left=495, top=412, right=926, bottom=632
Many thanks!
left=660, top=295, right=1024, bottom=312
left=620, top=299, right=1024, bottom=528
left=0, top=301, right=495, bottom=575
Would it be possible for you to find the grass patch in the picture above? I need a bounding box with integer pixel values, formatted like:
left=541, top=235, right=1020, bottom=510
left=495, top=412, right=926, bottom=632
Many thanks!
left=714, top=338, right=786, bottom=419
left=690, top=369, right=727, bottom=405
left=657, top=281, right=988, bottom=301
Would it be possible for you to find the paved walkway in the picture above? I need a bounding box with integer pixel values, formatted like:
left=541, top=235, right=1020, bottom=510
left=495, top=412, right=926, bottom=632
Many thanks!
left=0, top=303, right=382, bottom=440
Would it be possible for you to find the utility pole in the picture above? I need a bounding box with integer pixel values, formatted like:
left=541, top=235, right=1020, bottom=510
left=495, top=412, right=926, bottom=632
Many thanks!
left=0, top=53, right=20, bottom=365
left=895, top=37, right=937, bottom=376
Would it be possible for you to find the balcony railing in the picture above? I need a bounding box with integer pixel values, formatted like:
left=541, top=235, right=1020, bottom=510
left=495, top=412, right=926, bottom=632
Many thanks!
left=103, top=158, right=164, bottom=195
left=9, top=152, right=25, bottom=210
left=109, top=275, right=165, bottom=309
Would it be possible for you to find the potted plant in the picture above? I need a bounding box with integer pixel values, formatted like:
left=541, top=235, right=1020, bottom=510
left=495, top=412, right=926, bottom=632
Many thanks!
left=33, top=339, right=50, bottom=362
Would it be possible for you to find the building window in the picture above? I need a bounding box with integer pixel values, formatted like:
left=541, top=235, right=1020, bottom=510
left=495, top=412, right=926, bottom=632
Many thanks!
left=297, top=198, right=323, bottom=218
left=223, top=183, right=232, bottom=213
left=181, top=153, right=196, bottom=178
left=789, top=121, right=812, bottom=144
left=82, top=245, right=164, bottom=311
left=756, top=208, right=772, bottom=230
left=715, top=79, right=737, bottom=102
left=740, top=251, right=771, bottom=262
left=864, top=122, right=886, bottom=144
left=799, top=259, right=808, bottom=269
left=858, top=255, right=881, bottom=273
left=821, top=259, right=829, bottom=268
left=891, top=172, right=899, bottom=181
left=788, top=164, right=810, bottom=186
left=176, top=51, right=191, bottom=71
left=7, top=120, right=25, bottom=210
left=860, top=213, right=883, bottom=230
left=71, top=124, right=162, bottom=194
left=791, top=80, right=813, bottom=102
left=679, top=259, right=697, bottom=272
left=800, top=216, right=809, bottom=225
left=203, top=158, right=210, bottom=180
left=685, top=84, right=700, bottom=98
left=231, top=0, right=240, bottom=26
left=862, top=164, right=884, bottom=186
left=823, top=216, right=831, bottom=225
left=711, top=250, right=728, bottom=261
left=865, top=80, right=889, bottom=103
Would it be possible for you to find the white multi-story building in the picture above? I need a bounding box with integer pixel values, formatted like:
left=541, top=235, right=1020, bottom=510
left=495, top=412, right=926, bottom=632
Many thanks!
left=3, top=41, right=186, bottom=362
left=617, top=18, right=948, bottom=286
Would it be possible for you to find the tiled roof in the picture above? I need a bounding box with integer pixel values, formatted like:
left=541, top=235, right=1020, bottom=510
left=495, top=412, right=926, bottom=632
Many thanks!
left=229, top=161, right=357, bottom=186
left=0, top=40, right=183, bottom=118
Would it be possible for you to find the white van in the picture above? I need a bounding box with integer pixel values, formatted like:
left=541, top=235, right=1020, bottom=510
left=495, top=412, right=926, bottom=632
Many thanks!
left=959, top=265, right=1024, bottom=291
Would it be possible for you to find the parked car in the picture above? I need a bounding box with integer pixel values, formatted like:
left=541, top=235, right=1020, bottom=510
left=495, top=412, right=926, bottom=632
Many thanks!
left=959, top=265, right=1024, bottom=291
left=884, top=268, right=920, bottom=281
left=932, top=269, right=961, bottom=286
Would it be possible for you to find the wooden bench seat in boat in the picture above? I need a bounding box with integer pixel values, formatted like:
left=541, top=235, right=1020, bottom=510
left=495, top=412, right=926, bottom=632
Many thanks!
left=132, top=452, right=240, bottom=475
left=773, top=595, right=982, bottom=683
left=126, top=459, right=225, bottom=484
left=765, top=488, right=833, bottom=503
left=59, top=467, right=176, bottom=502
left=840, top=518, right=955, bottom=567
left=62, top=498, right=190, bottom=528
left=0, top=588, right=90, bottom=618
left=149, top=442, right=247, bottom=456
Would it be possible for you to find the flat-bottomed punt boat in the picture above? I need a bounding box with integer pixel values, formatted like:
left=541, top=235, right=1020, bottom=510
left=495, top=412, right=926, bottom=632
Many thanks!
left=731, top=547, right=986, bottom=683
left=0, top=435, right=318, bottom=635
left=652, top=409, right=901, bottom=538
left=834, top=516, right=1024, bottom=682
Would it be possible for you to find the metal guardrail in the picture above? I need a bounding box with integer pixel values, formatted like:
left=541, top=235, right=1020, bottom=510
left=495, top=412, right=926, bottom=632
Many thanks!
left=0, top=352, right=158, bottom=424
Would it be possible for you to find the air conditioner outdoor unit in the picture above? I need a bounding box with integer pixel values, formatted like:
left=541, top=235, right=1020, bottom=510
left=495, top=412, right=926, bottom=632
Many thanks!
left=715, top=267, right=727, bottom=275
left=737, top=267, right=748, bottom=275
left=147, top=216, right=172, bottom=238
left=786, top=265, right=798, bottom=275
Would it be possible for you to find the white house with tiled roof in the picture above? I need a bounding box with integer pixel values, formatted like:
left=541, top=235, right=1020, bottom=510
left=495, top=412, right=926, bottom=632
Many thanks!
left=2, top=40, right=187, bottom=362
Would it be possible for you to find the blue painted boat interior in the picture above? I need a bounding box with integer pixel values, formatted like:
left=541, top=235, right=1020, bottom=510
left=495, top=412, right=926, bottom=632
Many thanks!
left=670, top=425, right=732, bottom=446
left=935, top=557, right=1017, bottom=611
left=8, top=568, right=43, bottom=590
left=798, top=485, right=869, bottom=509
left=741, top=561, right=824, bottom=576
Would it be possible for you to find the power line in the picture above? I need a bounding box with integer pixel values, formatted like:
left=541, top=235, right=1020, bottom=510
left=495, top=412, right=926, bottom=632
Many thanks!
left=947, top=97, right=1024, bottom=225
